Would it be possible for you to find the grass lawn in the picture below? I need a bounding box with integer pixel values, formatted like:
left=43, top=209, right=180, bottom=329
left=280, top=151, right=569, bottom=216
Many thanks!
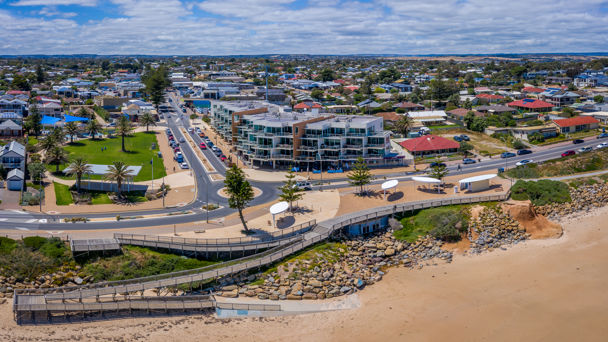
left=124, top=191, right=148, bottom=203
left=47, top=132, right=165, bottom=182
left=90, top=191, right=112, bottom=205
left=530, top=130, right=599, bottom=146
left=394, top=205, right=469, bottom=243
left=53, top=182, right=73, bottom=206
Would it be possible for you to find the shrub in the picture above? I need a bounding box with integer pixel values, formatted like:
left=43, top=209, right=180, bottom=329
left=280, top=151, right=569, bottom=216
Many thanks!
left=23, top=236, right=47, bottom=250
left=0, top=236, right=17, bottom=255
left=511, top=180, right=571, bottom=206
left=39, top=238, right=69, bottom=260
left=506, top=164, right=541, bottom=179
left=427, top=211, right=467, bottom=242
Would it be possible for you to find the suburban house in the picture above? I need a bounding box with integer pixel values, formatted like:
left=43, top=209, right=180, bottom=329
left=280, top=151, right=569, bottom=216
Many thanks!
left=6, top=168, right=24, bottom=191
left=552, top=116, right=599, bottom=134
left=0, top=120, right=23, bottom=137
left=446, top=108, right=483, bottom=119
left=406, top=111, right=447, bottom=126
left=0, top=98, right=27, bottom=115
left=375, top=112, right=401, bottom=125
left=507, top=99, right=554, bottom=112
left=545, top=76, right=572, bottom=85
left=121, top=100, right=157, bottom=121
left=510, top=125, right=559, bottom=141
left=0, top=141, right=26, bottom=171
left=475, top=93, right=504, bottom=103
left=393, top=101, right=425, bottom=111
left=398, top=134, right=460, bottom=157
left=33, top=102, right=63, bottom=118
left=539, top=88, right=580, bottom=107
left=475, top=105, right=517, bottom=115
left=94, top=96, right=130, bottom=111
left=293, top=102, right=323, bottom=112
left=325, top=105, right=358, bottom=114
left=521, top=87, right=546, bottom=97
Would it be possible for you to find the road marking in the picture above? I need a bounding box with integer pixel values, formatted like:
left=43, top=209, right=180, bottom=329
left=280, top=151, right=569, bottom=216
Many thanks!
left=9, top=210, right=27, bottom=215
left=46, top=231, right=64, bottom=234
left=38, top=219, right=48, bottom=223
left=0, top=218, right=7, bottom=222
left=16, top=227, right=30, bottom=231
left=25, top=219, right=37, bottom=223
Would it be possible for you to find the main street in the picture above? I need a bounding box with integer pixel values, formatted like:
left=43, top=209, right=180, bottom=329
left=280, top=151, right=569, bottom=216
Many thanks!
left=0, top=96, right=603, bottom=231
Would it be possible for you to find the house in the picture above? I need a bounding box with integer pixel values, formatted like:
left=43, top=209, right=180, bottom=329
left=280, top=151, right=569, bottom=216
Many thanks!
left=0, top=120, right=23, bottom=137
left=357, top=99, right=381, bottom=109
left=375, top=112, right=401, bottom=125
left=0, top=98, right=27, bottom=115
left=510, top=125, right=559, bottom=141
left=0, top=141, right=26, bottom=171
left=0, top=112, right=23, bottom=124
left=255, top=88, right=287, bottom=103
left=545, top=76, right=572, bottom=85
left=6, top=169, right=24, bottom=191
left=407, top=111, right=447, bottom=126
left=552, top=116, right=599, bottom=134
left=521, top=87, right=546, bottom=96
left=475, top=93, right=505, bottom=103
left=507, top=99, right=553, bottom=112
left=325, top=105, right=357, bottom=114
left=581, top=112, right=608, bottom=124
left=399, top=134, right=460, bottom=157
left=539, top=88, right=580, bottom=107
left=476, top=105, right=517, bottom=115
left=94, top=96, right=129, bottom=111
left=393, top=101, right=425, bottom=111
left=120, top=100, right=156, bottom=121
left=390, top=83, right=412, bottom=92
left=293, top=102, right=322, bottom=112
left=33, top=102, right=63, bottom=118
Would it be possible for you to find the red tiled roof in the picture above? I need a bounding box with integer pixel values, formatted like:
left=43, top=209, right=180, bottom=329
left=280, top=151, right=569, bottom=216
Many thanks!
left=553, top=116, right=599, bottom=127
left=447, top=108, right=483, bottom=117
left=475, top=94, right=504, bottom=100
left=522, top=87, right=545, bottom=93
left=311, top=103, right=322, bottom=108
left=394, top=101, right=424, bottom=109
left=344, top=86, right=359, bottom=91
left=375, top=112, right=401, bottom=122
left=294, top=102, right=311, bottom=109
left=508, top=99, right=553, bottom=109
left=399, top=135, right=460, bottom=153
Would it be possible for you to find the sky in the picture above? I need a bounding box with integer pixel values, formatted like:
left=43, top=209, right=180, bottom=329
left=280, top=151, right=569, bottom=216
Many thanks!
left=0, top=0, right=607, bottom=55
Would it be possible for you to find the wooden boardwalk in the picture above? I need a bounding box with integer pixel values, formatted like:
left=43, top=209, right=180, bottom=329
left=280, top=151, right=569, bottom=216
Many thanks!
left=15, top=193, right=508, bottom=323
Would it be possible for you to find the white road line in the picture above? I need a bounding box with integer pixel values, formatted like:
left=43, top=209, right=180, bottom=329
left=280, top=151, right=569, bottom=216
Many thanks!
left=25, top=219, right=37, bottom=223
left=9, top=210, right=27, bottom=215
left=0, top=218, right=7, bottom=222
left=38, top=219, right=48, bottom=223
left=16, top=227, right=30, bottom=231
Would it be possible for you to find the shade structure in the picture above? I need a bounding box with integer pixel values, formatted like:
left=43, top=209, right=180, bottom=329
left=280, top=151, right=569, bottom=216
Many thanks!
left=411, top=176, right=441, bottom=183
left=459, top=174, right=497, bottom=192
left=381, top=179, right=398, bottom=200
left=64, top=114, right=89, bottom=123
left=458, top=174, right=497, bottom=184
left=41, top=115, right=60, bottom=126
left=270, top=201, right=289, bottom=228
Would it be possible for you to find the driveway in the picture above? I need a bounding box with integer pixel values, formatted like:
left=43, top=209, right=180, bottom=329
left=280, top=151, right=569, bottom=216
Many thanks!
left=0, top=187, right=21, bottom=209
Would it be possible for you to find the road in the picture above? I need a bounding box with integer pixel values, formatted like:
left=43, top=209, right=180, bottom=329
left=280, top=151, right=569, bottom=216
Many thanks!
left=0, top=95, right=604, bottom=231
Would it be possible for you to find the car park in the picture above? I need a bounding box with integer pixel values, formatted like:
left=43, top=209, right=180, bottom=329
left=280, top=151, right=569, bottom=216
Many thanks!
left=516, top=159, right=533, bottom=166
left=180, top=162, right=189, bottom=169
left=573, top=139, right=584, bottom=144
left=578, top=146, right=593, bottom=153
left=501, top=152, right=516, bottom=158
left=596, top=142, right=608, bottom=149
left=517, top=149, right=532, bottom=155
left=561, top=150, right=575, bottom=157
left=462, top=158, right=476, bottom=164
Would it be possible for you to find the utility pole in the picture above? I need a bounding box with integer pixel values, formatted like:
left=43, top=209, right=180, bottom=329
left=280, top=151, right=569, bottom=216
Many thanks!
left=39, top=169, right=44, bottom=212
left=205, top=181, right=209, bottom=223
left=151, top=158, right=154, bottom=191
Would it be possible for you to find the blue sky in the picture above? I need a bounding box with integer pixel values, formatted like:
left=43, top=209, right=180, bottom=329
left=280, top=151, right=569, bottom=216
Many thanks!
left=0, top=0, right=607, bottom=55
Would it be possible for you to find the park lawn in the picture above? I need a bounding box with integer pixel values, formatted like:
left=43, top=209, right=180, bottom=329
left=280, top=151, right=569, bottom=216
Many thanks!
left=124, top=191, right=148, bottom=203
left=394, top=205, right=469, bottom=243
left=90, top=191, right=112, bottom=205
left=47, top=132, right=165, bottom=182
left=53, top=182, right=73, bottom=206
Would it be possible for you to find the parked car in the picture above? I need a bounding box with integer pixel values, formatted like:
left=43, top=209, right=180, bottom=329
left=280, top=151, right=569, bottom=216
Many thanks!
left=517, top=149, right=532, bottom=155
left=561, top=150, right=576, bottom=157
left=429, top=162, right=446, bottom=168
left=578, top=146, right=593, bottom=153
left=596, top=142, right=608, bottom=149
left=187, top=127, right=194, bottom=133
left=501, top=152, right=516, bottom=158
left=174, top=152, right=184, bottom=163
left=199, top=142, right=207, bottom=149
left=180, top=162, right=189, bottom=169
left=572, top=139, right=585, bottom=144
left=295, top=181, right=313, bottom=191
left=453, top=135, right=463, bottom=142
left=460, top=134, right=470, bottom=141
left=597, top=133, right=608, bottom=139
left=462, top=158, right=476, bottom=164
left=198, top=132, right=205, bottom=138
left=214, top=149, right=223, bottom=156
left=516, top=159, right=533, bottom=166
left=173, top=146, right=180, bottom=153
left=211, top=146, right=220, bottom=152
left=219, top=154, right=227, bottom=161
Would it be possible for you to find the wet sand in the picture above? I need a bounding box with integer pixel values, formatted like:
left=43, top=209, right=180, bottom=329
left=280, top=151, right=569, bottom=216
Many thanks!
left=1, top=206, right=607, bottom=341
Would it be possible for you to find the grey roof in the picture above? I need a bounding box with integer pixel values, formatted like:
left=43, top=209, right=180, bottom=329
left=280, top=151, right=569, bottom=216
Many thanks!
left=7, top=168, right=24, bottom=180
left=0, top=119, right=22, bottom=130
left=1, top=140, right=25, bottom=157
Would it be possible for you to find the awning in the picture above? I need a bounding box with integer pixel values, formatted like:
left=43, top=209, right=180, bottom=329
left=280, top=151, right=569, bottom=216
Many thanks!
left=41, top=115, right=60, bottom=126
left=64, top=114, right=89, bottom=123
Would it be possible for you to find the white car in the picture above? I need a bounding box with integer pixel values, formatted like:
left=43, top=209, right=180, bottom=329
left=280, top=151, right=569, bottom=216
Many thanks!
left=180, top=162, right=189, bottom=169
left=515, top=159, right=533, bottom=166
left=596, top=142, right=608, bottom=149
left=187, top=127, right=194, bottom=133
left=578, top=146, right=593, bottom=153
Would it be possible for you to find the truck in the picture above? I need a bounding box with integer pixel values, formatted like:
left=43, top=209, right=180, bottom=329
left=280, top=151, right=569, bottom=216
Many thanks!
left=174, top=152, right=184, bottom=163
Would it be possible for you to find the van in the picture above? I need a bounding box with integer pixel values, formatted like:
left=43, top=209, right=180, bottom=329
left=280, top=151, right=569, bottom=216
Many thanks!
left=295, top=181, right=312, bottom=191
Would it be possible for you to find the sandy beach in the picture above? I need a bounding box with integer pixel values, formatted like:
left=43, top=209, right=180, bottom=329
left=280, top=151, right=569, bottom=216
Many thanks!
left=1, top=205, right=607, bottom=341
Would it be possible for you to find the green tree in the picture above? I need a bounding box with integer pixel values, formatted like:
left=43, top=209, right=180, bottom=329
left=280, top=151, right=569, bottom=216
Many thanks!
left=11, top=74, right=31, bottom=91
left=512, top=139, right=527, bottom=150
left=65, top=157, right=91, bottom=192
left=46, top=146, right=68, bottom=173
left=429, top=160, right=449, bottom=187
left=50, top=127, right=64, bottom=145
left=594, top=95, right=604, bottom=103
left=143, top=66, right=170, bottom=111
left=39, top=134, right=56, bottom=155
left=278, top=170, right=304, bottom=212
left=348, top=157, right=372, bottom=195
left=86, top=119, right=102, bottom=140
left=464, top=111, right=475, bottom=129
left=319, top=68, right=335, bottom=82
left=116, top=115, right=133, bottom=152
left=77, top=107, right=90, bottom=118
left=35, top=65, right=45, bottom=83
left=139, top=111, right=156, bottom=132
left=64, top=121, right=79, bottom=144
left=224, top=165, right=255, bottom=232
left=562, top=107, right=576, bottom=118
left=105, top=161, right=133, bottom=198
left=28, top=162, right=46, bottom=186
left=393, top=114, right=412, bottom=136
left=460, top=141, right=474, bottom=156
left=24, top=105, right=42, bottom=138
left=310, top=88, right=324, bottom=100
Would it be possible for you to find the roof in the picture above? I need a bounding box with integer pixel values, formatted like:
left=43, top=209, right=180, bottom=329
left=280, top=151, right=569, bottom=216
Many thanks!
left=394, top=101, right=424, bottom=109
left=63, top=163, right=141, bottom=176
left=7, top=169, right=24, bottom=180
left=0, top=120, right=21, bottom=130
left=476, top=105, right=516, bottom=113
left=411, top=176, right=441, bottom=183
left=375, top=112, right=401, bottom=122
left=399, top=134, right=460, bottom=152
left=446, top=108, right=483, bottom=117
left=553, top=116, right=599, bottom=127
left=64, top=114, right=89, bottom=123
left=522, top=87, right=545, bottom=93
left=1, top=141, right=25, bottom=157
left=508, top=99, right=553, bottom=109
left=459, top=174, right=497, bottom=183
left=475, top=93, right=504, bottom=100
left=41, top=115, right=61, bottom=125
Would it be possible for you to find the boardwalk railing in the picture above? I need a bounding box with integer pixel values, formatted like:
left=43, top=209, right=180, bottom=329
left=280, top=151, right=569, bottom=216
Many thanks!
left=113, top=219, right=316, bottom=247
left=14, top=192, right=509, bottom=319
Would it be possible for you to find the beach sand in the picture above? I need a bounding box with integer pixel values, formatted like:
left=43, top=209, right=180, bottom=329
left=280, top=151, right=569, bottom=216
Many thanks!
left=1, top=206, right=607, bottom=341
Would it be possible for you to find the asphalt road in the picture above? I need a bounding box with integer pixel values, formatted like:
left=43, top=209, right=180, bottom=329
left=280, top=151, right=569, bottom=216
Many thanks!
left=1, top=96, right=604, bottom=231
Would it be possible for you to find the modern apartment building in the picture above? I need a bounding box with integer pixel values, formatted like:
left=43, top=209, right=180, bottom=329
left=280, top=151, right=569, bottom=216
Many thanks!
left=211, top=101, right=395, bottom=169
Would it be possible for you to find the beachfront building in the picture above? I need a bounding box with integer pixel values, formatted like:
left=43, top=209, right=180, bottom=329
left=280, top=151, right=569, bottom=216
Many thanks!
left=210, top=101, right=395, bottom=169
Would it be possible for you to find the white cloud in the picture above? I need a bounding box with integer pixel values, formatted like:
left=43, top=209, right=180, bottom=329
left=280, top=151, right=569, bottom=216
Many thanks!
left=11, top=0, right=97, bottom=6
left=1, top=0, right=608, bottom=55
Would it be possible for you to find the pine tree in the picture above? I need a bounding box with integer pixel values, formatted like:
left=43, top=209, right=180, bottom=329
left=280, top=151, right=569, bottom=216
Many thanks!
left=224, top=165, right=254, bottom=232
left=348, top=157, right=372, bottom=195
left=278, top=170, right=304, bottom=212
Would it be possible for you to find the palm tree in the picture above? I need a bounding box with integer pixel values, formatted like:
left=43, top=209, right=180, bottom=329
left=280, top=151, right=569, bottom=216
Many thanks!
left=64, top=121, right=79, bottom=144
left=66, top=157, right=91, bottom=192
left=116, top=115, right=133, bottom=152
left=139, top=111, right=156, bottom=132
left=46, top=146, right=68, bottom=173
left=394, top=114, right=413, bottom=137
left=104, top=161, right=133, bottom=197
left=86, top=119, right=102, bottom=140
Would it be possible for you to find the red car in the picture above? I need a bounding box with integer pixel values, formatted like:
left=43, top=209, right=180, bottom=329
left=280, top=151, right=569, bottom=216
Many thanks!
left=561, top=150, right=575, bottom=157
left=220, top=154, right=227, bottom=161
left=173, top=146, right=181, bottom=153
left=198, top=132, right=205, bottom=138
left=199, top=142, right=207, bottom=149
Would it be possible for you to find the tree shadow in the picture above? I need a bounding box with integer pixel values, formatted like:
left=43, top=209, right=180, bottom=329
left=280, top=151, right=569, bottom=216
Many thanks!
left=67, top=142, right=85, bottom=147
left=276, top=215, right=296, bottom=228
